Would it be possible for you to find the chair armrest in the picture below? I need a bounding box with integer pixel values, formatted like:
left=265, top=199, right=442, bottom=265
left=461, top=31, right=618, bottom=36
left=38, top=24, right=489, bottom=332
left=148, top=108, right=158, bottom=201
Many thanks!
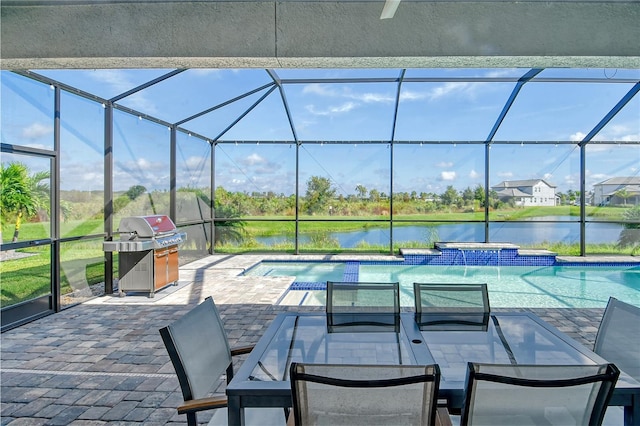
left=177, top=395, right=228, bottom=415
left=435, top=407, right=453, bottom=426
left=230, top=344, right=255, bottom=356
left=286, top=411, right=296, bottom=426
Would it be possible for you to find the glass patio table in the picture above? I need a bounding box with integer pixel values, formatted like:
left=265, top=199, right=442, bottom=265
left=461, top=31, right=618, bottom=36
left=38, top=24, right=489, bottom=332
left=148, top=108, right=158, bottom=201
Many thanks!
left=226, top=312, right=640, bottom=426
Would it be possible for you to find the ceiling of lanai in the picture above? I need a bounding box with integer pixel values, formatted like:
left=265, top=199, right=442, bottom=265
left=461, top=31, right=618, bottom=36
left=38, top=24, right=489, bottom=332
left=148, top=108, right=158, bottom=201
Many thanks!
left=2, top=0, right=639, bottom=70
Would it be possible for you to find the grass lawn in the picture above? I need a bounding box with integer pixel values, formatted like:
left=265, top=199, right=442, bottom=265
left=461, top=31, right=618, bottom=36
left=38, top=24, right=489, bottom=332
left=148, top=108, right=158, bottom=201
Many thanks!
left=0, top=244, right=111, bottom=308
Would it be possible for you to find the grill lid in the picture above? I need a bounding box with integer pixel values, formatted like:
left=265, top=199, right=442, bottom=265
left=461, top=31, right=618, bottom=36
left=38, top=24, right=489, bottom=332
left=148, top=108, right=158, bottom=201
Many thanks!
left=118, top=215, right=177, bottom=239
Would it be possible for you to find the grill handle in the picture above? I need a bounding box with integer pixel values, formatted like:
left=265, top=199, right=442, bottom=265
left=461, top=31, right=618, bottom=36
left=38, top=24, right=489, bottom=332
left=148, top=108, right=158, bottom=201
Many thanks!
left=114, top=231, right=138, bottom=240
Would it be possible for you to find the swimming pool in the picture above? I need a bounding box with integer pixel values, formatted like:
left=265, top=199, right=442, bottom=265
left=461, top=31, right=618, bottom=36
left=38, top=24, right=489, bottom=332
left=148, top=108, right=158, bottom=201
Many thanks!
left=243, top=261, right=640, bottom=308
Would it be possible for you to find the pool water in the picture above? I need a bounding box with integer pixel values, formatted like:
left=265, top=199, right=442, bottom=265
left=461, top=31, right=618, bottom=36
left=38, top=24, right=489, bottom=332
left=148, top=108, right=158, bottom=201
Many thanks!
left=244, top=262, right=640, bottom=308
left=361, top=264, right=640, bottom=308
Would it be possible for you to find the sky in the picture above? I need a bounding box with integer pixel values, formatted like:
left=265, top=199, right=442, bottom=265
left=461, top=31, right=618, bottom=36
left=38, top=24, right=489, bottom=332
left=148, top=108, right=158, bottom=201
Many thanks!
left=1, top=68, right=639, bottom=196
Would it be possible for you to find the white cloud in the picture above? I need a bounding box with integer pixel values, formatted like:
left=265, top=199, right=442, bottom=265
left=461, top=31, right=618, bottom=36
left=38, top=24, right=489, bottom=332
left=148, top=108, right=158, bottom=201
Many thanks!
left=22, top=122, right=53, bottom=139
left=570, top=131, right=587, bottom=142
left=429, top=82, right=467, bottom=99
left=186, top=156, right=205, bottom=168
left=436, top=161, right=454, bottom=168
left=303, top=83, right=394, bottom=105
left=497, top=172, right=513, bottom=178
left=303, top=84, right=337, bottom=97
left=294, top=118, right=316, bottom=131
left=91, top=70, right=134, bottom=94
left=176, top=170, right=208, bottom=188
left=593, top=132, right=640, bottom=142
left=427, top=82, right=480, bottom=101
left=230, top=153, right=283, bottom=176
left=608, top=124, right=630, bottom=135
left=587, top=172, right=609, bottom=181
left=355, top=92, right=394, bottom=104
left=136, top=158, right=152, bottom=170
left=569, top=129, right=640, bottom=143
left=123, top=93, right=158, bottom=114
left=591, top=123, right=640, bottom=142
left=111, top=157, right=169, bottom=190
left=254, top=163, right=283, bottom=175
left=543, top=173, right=553, bottom=180
left=112, top=168, right=162, bottom=191
left=399, top=90, right=428, bottom=102
left=440, top=171, right=456, bottom=181
left=60, top=161, right=104, bottom=190
left=469, top=170, right=481, bottom=179
left=485, top=69, right=519, bottom=78
left=242, top=153, right=267, bottom=166
left=399, top=81, right=491, bottom=104
left=305, top=102, right=357, bottom=116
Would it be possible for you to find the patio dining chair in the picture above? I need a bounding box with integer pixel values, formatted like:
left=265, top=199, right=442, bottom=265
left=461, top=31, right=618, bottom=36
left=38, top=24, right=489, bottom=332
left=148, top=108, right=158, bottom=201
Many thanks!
left=159, top=296, right=286, bottom=426
left=413, top=283, right=490, bottom=330
left=594, top=296, right=640, bottom=382
left=326, top=281, right=400, bottom=331
left=460, top=362, right=620, bottom=426
left=289, top=362, right=451, bottom=426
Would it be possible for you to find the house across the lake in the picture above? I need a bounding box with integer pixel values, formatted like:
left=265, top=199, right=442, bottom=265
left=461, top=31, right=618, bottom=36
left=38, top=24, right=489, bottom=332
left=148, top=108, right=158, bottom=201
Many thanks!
left=492, top=179, right=558, bottom=207
left=592, top=177, right=640, bottom=206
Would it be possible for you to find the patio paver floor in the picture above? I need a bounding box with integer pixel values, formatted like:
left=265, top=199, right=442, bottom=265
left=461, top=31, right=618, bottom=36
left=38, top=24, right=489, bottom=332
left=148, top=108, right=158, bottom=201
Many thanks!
left=1, top=254, right=609, bottom=425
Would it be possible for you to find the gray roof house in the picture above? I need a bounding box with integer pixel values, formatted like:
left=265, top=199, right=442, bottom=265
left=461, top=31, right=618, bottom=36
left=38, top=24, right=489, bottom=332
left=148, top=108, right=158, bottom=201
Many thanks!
left=592, top=177, right=640, bottom=206
left=491, top=179, right=558, bottom=207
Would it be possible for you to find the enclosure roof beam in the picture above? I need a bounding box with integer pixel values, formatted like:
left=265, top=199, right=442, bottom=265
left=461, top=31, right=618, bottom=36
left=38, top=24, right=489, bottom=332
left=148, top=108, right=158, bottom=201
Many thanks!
left=579, top=82, right=640, bottom=147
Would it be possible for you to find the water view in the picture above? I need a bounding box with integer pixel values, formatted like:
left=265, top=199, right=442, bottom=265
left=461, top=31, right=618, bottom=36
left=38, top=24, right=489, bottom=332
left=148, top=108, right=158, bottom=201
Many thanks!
left=256, top=218, right=624, bottom=247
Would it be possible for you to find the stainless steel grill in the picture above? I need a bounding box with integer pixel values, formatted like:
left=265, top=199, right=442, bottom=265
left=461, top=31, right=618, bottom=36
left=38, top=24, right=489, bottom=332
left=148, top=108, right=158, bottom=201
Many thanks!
left=103, top=215, right=187, bottom=297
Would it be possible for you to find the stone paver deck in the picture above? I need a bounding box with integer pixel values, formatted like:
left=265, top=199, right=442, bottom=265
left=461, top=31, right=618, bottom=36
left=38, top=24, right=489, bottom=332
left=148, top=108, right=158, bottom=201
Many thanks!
left=0, top=254, right=618, bottom=425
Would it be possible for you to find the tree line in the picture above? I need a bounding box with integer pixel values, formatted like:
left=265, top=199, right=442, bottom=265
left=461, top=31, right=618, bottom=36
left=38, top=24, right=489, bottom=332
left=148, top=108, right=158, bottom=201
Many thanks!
left=215, top=176, right=501, bottom=217
left=3, top=163, right=637, bottom=253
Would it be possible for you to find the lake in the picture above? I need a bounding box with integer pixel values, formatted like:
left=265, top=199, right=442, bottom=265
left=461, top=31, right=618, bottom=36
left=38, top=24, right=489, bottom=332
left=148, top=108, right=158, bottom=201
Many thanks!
left=255, top=216, right=625, bottom=247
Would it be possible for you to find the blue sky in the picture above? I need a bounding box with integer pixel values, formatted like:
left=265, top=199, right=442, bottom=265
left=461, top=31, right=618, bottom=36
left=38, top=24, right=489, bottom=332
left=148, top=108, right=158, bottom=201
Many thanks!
left=1, top=68, right=639, bottom=195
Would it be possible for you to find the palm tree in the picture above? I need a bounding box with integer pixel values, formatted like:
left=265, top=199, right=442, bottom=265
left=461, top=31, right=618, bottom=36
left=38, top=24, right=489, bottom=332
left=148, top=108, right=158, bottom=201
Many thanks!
left=0, top=162, right=50, bottom=242
left=175, top=187, right=247, bottom=248
left=214, top=201, right=246, bottom=246
left=614, top=188, right=631, bottom=205
left=618, top=205, right=640, bottom=254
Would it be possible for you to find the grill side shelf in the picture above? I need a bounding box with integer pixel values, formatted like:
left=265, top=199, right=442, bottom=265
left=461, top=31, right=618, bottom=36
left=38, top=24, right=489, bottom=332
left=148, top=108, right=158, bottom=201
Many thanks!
left=103, top=240, right=155, bottom=252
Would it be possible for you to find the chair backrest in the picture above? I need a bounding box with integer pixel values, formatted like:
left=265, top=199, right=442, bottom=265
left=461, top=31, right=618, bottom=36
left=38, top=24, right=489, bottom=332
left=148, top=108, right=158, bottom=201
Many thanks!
left=326, top=281, right=401, bottom=331
left=594, top=297, right=640, bottom=382
left=461, top=362, right=620, bottom=426
left=326, top=281, right=400, bottom=315
left=413, top=283, right=490, bottom=314
left=159, top=296, right=232, bottom=402
left=414, top=283, right=490, bottom=330
left=290, top=363, right=441, bottom=426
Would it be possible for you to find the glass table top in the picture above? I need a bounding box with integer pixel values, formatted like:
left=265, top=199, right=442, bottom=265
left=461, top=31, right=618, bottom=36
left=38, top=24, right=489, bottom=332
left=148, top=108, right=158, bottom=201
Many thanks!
left=420, top=314, right=597, bottom=386
left=248, top=314, right=418, bottom=381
